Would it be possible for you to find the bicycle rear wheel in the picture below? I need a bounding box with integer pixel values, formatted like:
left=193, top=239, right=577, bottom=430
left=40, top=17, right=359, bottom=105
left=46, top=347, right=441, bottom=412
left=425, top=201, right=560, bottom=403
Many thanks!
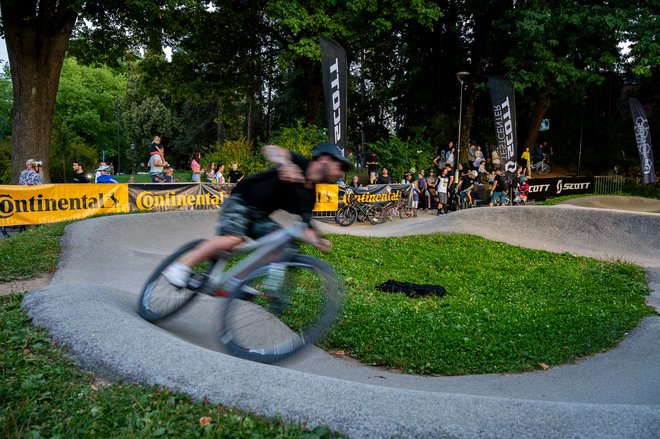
left=219, top=255, right=342, bottom=363
left=367, top=204, right=386, bottom=224
left=138, top=240, right=217, bottom=322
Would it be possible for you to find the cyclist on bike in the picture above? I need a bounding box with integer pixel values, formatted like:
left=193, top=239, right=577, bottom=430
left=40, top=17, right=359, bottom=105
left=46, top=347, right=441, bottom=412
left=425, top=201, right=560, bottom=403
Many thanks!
left=457, top=169, right=476, bottom=207
left=163, top=142, right=351, bottom=287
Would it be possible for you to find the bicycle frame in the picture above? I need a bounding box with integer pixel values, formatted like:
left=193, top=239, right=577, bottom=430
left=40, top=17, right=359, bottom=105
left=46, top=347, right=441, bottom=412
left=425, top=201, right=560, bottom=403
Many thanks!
left=201, top=223, right=305, bottom=297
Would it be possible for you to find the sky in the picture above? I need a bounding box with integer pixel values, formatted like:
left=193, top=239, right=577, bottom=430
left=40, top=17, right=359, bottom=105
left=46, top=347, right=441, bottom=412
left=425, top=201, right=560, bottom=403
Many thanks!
left=0, top=38, right=7, bottom=63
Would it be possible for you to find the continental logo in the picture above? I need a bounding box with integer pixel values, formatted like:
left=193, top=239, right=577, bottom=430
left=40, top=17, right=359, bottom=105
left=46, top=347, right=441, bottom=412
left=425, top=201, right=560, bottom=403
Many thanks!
left=135, top=191, right=223, bottom=210
left=0, top=192, right=121, bottom=219
left=342, top=188, right=404, bottom=205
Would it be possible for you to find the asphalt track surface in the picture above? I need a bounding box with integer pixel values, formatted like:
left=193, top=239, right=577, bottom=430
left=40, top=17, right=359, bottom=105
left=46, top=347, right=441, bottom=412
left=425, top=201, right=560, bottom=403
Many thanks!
left=21, top=197, right=660, bottom=438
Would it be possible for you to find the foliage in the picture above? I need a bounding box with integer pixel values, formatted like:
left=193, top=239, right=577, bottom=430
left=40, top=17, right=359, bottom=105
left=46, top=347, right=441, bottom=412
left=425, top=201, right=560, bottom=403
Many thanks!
left=0, top=136, right=11, bottom=184
left=269, top=121, right=327, bottom=158
left=368, top=132, right=435, bottom=182
left=0, top=294, right=341, bottom=438
left=203, top=139, right=266, bottom=177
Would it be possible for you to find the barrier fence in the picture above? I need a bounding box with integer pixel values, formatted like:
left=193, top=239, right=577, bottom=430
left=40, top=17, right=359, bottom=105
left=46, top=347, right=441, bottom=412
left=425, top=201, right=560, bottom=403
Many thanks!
left=0, top=183, right=412, bottom=227
left=594, top=175, right=625, bottom=195
left=1, top=177, right=598, bottom=227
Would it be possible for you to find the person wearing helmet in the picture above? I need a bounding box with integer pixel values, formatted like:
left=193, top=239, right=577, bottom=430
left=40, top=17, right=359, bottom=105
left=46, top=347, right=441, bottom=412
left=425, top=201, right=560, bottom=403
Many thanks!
left=163, top=142, right=351, bottom=287
left=96, top=165, right=118, bottom=183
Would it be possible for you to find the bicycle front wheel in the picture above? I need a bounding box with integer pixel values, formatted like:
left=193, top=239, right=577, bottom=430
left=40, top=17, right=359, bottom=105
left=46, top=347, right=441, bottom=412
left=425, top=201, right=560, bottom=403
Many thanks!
left=335, top=205, right=357, bottom=227
left=138, top=240, right=216, bottom=322
left=219, top=255, right=342, bottom=363
left=538, top=165, right=550, bottom=176
left=399, top=205, right=414, bottom=219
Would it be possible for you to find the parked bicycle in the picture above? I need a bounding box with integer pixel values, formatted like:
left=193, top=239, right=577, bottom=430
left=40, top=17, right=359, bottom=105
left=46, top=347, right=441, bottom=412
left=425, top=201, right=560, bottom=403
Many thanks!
left=382, top=198, right=415, bottom=220
left=531, top=154, right=551, bottom=176
left=138, top=222, right=343, bottom=364
left=335, top=200, right=385, bottom=226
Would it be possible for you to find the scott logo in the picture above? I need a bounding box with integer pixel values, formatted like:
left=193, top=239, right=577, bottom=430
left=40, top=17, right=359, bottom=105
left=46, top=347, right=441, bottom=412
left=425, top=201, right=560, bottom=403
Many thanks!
left=556, top=180, right=591, bottom=195
left=528, top=184, right=550, bottom=193
left=329, top=58, right=342, bottom=143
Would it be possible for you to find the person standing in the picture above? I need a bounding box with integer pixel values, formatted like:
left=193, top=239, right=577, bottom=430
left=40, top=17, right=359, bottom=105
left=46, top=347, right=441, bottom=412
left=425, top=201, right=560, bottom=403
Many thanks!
left=191, top=152, right=202, bottom=182
left=489, top=168, right=507, bottom=207
left=96, top=165, right=118, bottom=183
left=521, top=147, right=531, bottom=177
left=205, top=162, right=216, bottom=183
left=72, top=161, right=90, bottom=183
left=19, top=159, right=44, bottom=186
left=228, top=163, right=244, bottom=183
left=215, top=164, right=226, bottom=183
left=94, top=161, right=107, bottom=183
left=366, top=150, right=379, bottom=179
left=148, top=150, right=168, bottom=182
left=376, top=168, right=392, bottom=185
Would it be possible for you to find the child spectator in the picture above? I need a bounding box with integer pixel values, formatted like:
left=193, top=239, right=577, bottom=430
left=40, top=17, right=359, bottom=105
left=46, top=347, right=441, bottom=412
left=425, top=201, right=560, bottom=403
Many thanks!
left=161, top=166, right=175, bottom=182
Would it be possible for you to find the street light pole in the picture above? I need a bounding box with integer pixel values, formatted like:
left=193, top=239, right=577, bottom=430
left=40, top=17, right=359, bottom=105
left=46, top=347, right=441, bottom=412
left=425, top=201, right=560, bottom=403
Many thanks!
left=456, top=71, right=469, bottom=168
left=116, top=101, right=121, bottom=174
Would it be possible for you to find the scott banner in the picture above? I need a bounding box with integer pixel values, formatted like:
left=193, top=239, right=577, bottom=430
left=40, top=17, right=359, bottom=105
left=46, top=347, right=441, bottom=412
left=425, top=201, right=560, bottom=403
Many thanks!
left=525, top=177, right=594, bottom=201
left=488, top=77, right=518, bottom=182
left=629, top=98, right=656, bottom=185
left=0, top=184, right=129, bottom=226
left=128, top=183, right=233, bottom=212
left=320, top=35, right=348, bottom=153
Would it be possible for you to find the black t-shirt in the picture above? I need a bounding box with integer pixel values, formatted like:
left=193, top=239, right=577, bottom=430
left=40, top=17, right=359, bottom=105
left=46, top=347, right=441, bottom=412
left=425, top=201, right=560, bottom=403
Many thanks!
left=376, top=175, right=391, bottom=185
left=366, top=154, right=379, bottom=172
left=493, top=174, right=506, bottom=191
left=228, top=169, right=244, bottom=183
left=231, top=153, right=315, bottom=223
left=459, top=174, right=472, bottom=190
left=73, top=172, right=90, bottom=183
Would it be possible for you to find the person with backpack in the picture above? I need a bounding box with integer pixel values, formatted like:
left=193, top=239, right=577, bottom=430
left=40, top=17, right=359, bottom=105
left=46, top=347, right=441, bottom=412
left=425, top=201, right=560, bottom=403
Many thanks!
left=489, top=169, right=508, bottom=207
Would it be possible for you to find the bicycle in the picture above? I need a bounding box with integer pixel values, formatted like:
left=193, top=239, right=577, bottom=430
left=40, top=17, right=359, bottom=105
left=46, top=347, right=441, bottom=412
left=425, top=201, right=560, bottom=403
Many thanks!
left=382, top=198, right=414, bottom=220
left=335, top=200, right=385, bottom=226
left=138, top=222, right=343, bottom=363
left=531, top=154, right=551, bottom=176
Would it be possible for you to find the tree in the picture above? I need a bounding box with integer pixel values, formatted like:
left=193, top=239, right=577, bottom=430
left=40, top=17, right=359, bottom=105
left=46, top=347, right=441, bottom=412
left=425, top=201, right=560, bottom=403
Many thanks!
left=1, top=0, right=78, bottom=183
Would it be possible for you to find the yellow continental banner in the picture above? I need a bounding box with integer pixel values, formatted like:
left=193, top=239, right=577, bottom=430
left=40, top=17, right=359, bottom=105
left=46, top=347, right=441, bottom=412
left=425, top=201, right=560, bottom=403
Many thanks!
left=0, top=184, right=129, bottom=226
left=314, top=184, right=339, bottom=211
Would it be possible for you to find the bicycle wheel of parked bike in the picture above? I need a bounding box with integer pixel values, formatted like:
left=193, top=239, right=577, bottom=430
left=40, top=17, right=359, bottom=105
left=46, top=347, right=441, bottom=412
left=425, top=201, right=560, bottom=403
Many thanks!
left=538, top=164, right=550, bottom=176
left=366, top=204, right=386, bottom=225
left=138, top=240, right=216, bottom=322
left=219, top=255, right=342, bottom=363
left=399, top=205, right=415, bottom=219
left=335, top=205, right=357, bottom=227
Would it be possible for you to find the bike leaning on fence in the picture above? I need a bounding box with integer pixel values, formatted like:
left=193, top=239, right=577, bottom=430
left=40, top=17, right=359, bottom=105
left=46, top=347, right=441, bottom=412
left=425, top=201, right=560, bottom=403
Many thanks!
left=138, top=222, right=343, bottom=363
left=335, top=200, right=385, bottom=226
left=531, top=154, right=551, bottom=176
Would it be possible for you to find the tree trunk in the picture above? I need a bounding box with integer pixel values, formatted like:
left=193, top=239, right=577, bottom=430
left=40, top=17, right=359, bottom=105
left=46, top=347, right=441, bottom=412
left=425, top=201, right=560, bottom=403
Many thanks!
left=1, top=2, right=78, bottom=183
left=522, top=95, right=553, bottom=153
left=246, top=92, right=255, bottom=146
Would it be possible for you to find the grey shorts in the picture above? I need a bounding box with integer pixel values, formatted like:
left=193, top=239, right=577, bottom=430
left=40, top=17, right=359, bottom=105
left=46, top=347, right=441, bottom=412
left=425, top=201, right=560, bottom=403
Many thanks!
left=216, top=194, right=280, bottom=239
left=438, top=192, right=448, bottom=204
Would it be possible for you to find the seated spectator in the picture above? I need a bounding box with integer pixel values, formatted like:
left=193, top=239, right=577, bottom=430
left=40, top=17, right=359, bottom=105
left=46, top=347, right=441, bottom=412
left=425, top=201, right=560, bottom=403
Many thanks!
left=349, top=175, right=362, bottom=188
left=369, top=172, right=378, bottom=185
left=514, top=177, right=530, bottom=204
left=96, top=165, right=118, bottom=183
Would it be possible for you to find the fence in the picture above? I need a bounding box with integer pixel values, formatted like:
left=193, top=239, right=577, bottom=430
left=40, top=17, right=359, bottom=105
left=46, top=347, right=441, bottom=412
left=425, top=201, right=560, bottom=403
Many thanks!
left=594, top=175, right=625, bottom=195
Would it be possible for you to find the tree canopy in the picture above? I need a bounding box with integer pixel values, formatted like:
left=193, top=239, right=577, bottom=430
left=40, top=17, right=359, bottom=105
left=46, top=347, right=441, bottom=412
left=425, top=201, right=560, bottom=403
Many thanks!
left=0, top=0, right=657, bottom=183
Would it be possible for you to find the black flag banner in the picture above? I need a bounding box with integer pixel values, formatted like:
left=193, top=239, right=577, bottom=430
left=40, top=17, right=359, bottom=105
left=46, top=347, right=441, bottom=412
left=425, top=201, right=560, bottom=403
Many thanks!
left=488, top=77, right=518, bottom=183
left=629, top=98, right=656, bottom=185
left=320, top=35, right=348, bottom=154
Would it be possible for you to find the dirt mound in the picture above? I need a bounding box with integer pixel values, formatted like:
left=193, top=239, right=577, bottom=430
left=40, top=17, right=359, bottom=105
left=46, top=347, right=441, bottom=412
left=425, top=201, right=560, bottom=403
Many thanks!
left=559, top=196, right=660, bottom=213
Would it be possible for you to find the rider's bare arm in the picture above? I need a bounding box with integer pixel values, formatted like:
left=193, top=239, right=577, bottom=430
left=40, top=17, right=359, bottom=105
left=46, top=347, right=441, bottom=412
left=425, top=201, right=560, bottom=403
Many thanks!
left=263, top=144, right=305, bottom=183
left=302, top=226, right=331, bottom=252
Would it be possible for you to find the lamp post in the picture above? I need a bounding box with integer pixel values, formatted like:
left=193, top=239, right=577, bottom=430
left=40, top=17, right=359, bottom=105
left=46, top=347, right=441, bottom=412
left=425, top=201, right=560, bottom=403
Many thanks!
left=115, top=101, right=121, bottom=174
left=456, top=71, right=469, bottom=168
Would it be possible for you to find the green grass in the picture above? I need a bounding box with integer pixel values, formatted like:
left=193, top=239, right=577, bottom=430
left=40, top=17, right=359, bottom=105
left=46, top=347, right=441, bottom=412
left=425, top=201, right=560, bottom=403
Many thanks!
left=313, top=234, right=656, bottom=375
left=0, top=223, right=69, bottom=282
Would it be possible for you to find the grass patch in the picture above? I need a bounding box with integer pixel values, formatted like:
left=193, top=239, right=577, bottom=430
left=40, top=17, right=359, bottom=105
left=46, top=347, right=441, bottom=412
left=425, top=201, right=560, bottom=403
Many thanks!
left=0, top=223, right=69, bottom=282
left=313, top=234, right=656, bottom=375
left=0, top=294, right=340, bottom=438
